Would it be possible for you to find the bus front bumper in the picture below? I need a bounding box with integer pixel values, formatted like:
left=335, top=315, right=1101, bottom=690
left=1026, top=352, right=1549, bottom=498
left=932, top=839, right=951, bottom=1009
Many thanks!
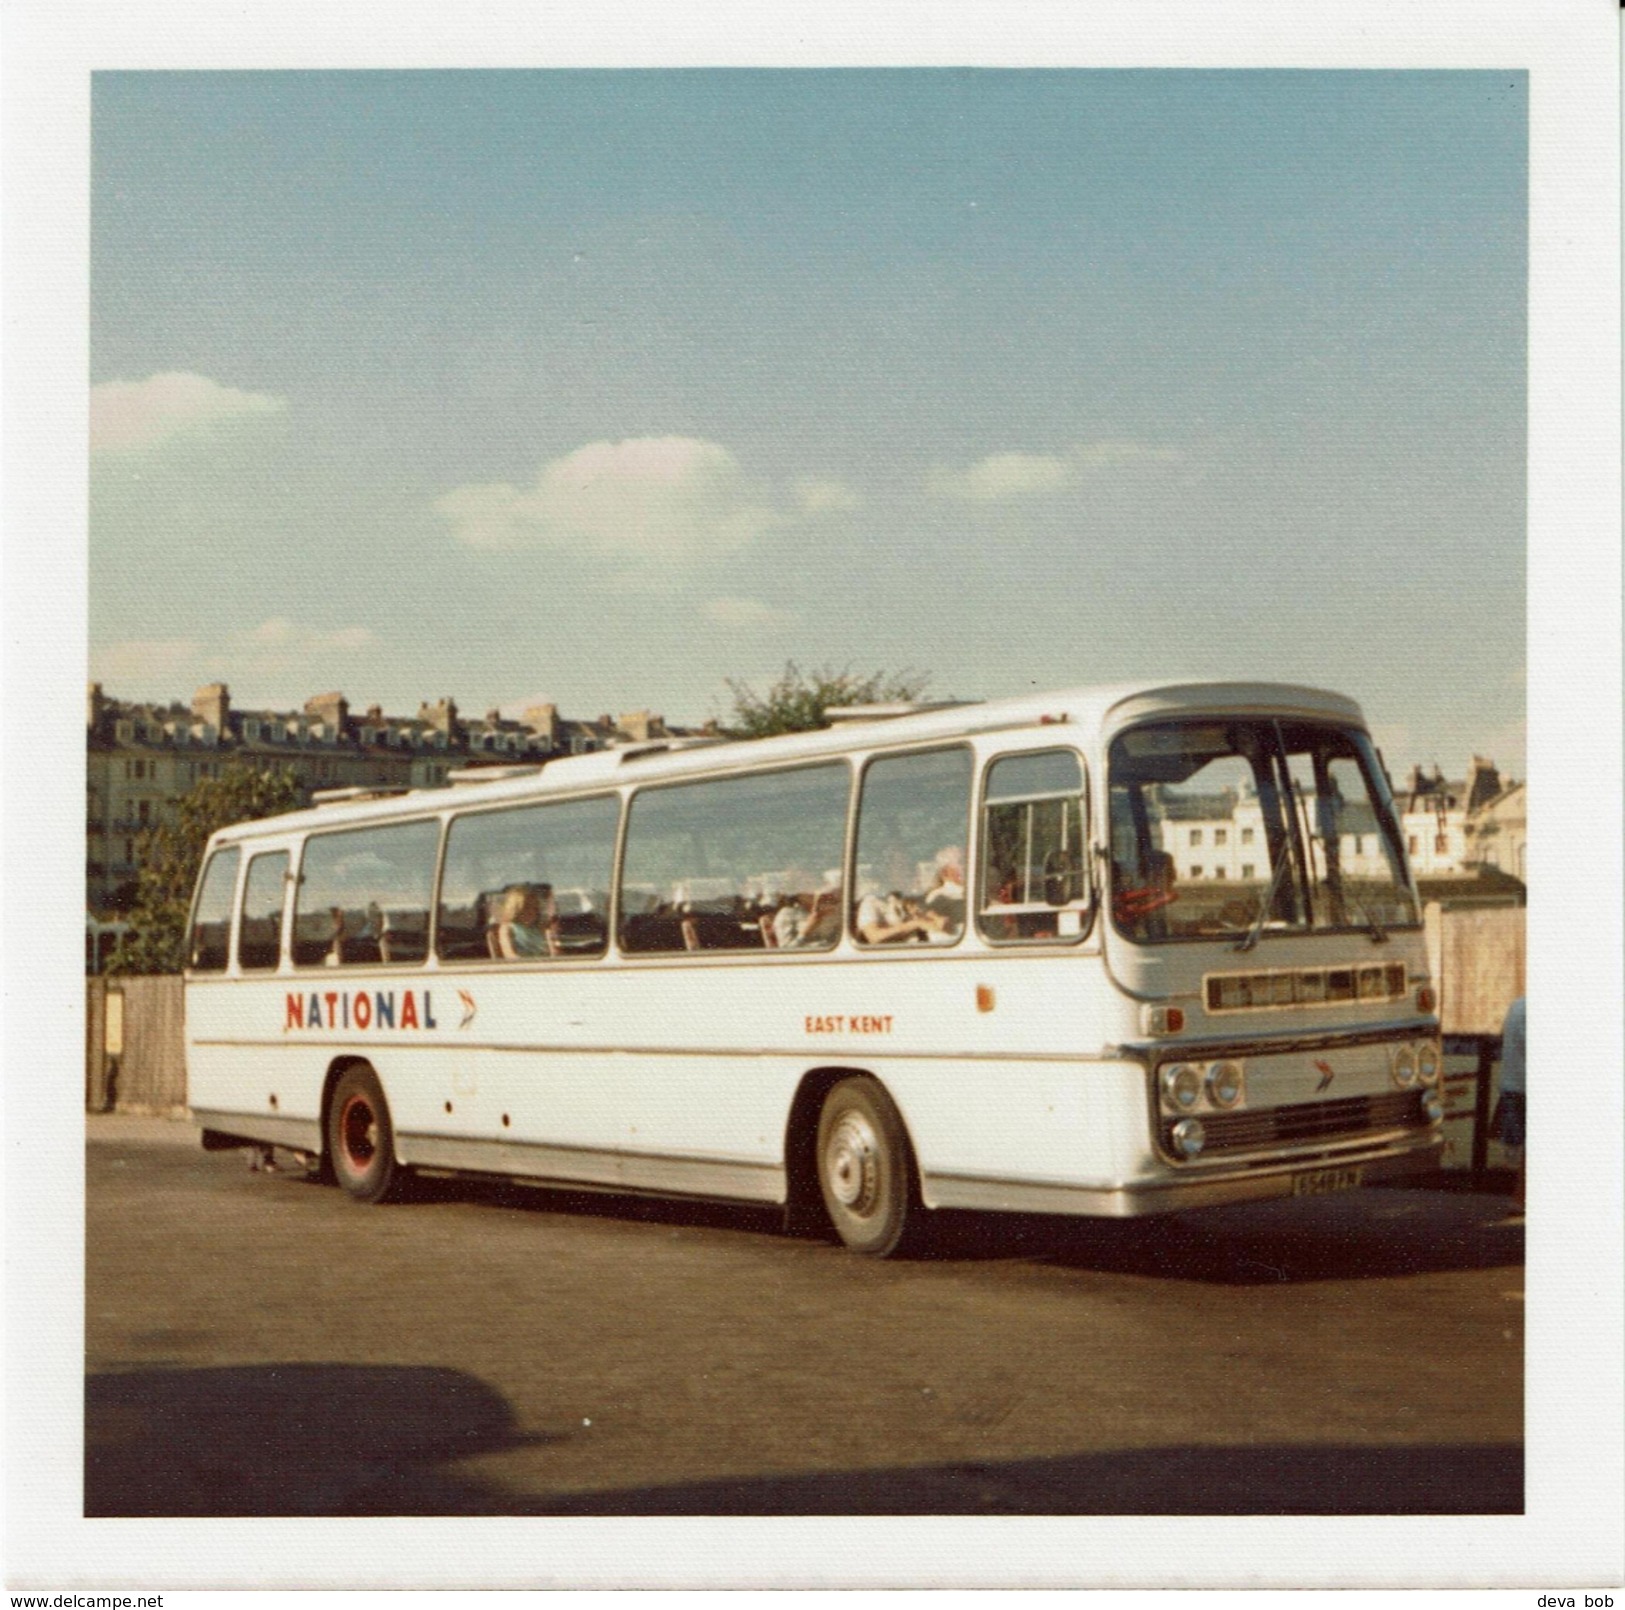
left=924, top=1129, right=1444, bottom=1219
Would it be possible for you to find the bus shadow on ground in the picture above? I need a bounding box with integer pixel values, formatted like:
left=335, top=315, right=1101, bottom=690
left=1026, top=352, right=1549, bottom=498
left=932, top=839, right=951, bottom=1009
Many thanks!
left=84, top=1363, right=550, bottom=1516
left=404, top=1169, right=792, bottom=1239
left=394, top=1171, right=1523, bottom=1286
left=924, top=1188, right=1525, bottom=1283
left=84, top=1365, right=1522, bottom=1515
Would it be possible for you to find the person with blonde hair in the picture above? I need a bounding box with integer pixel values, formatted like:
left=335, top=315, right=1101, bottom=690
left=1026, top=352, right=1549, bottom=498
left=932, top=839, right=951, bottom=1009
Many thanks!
left=495, top=883, right=559, bottom=959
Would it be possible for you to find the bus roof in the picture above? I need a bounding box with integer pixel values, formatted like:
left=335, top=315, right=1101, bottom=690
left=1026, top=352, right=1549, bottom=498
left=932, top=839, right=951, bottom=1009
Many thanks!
left=205, top=678, right=1367, bottom=844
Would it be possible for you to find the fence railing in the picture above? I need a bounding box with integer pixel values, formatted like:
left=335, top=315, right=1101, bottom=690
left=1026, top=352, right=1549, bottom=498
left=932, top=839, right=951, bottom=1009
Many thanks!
left=1439, top=1032, right=1507, bottom=1184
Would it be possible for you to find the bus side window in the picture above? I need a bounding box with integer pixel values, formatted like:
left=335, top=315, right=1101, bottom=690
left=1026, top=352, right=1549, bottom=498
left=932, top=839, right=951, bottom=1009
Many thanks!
left=438, top=795, right=620, bottom=962
left=292, top=820, right=440, bottom=968
left=977, top=749, right=1089, bottom=943
left=238, top=850, right=290, bottom=971
left=619, top=764, right=850, bottom=955
left=852, top=748, right=972, bottom=947
left=189, top=846, right=240, bottom=972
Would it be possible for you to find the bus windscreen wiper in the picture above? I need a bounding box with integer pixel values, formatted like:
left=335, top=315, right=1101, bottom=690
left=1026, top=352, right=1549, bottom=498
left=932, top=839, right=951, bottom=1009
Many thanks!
left=1233, top=846, right=1295, bottom=953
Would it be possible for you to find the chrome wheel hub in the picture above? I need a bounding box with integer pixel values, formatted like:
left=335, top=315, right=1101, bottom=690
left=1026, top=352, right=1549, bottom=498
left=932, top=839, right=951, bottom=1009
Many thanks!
left=826, top=1112, right=880, bottom=1215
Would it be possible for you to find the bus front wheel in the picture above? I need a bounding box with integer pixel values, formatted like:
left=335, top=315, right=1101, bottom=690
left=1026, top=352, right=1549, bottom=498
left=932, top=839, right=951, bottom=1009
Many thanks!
left=328, top=1065, right=405, bottom=1204
left=815, top=1076, right=921, bottom=1257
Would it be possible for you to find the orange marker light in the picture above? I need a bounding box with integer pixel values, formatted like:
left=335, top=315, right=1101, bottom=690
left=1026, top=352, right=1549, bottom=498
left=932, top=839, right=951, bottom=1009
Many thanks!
left=976, top=985, right=996, bottom=1013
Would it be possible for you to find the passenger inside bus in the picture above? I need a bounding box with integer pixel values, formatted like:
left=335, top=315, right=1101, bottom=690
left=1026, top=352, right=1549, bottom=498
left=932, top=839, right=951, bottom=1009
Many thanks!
left=922, top=845, right=967, bottom=938
left=493, top=883, right=561, bottom=959
left=324, top=906, right=347, bottom=966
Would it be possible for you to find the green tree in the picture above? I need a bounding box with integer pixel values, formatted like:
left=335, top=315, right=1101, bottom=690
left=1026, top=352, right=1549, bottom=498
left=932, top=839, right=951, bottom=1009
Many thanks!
left=107, top=764, right=303, bottom=975
left=724, top=662, right=933, bottom=739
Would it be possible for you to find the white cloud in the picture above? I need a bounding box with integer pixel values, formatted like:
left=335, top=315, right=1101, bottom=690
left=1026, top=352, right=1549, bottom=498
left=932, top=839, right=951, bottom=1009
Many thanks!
left=91, top=620, right=375, bottom=702
left=241, top=618, right=373, bottom=653
left=931, top=451, right=1072, bottom=502
left=930, top=440, right=1182, bottom=501
left=794, top=478, right=863, bottom=515
left=701, top=596, right=797, bottom=627
left=228, top=619, right=375, bottom=680
left=90, top=371, right=287, bottom=454
left=90, top=637, right=204, bottom=692
left=437, top=436, right=781, bottom=560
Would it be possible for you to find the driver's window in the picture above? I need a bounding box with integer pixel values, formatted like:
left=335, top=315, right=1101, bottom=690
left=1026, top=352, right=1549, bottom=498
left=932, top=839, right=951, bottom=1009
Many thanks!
left=978, top=749, right=1090, bottom=944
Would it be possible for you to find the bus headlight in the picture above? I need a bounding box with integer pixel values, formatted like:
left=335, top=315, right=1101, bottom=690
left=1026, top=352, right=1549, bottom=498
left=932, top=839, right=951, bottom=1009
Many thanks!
left=1207, top=1060, right=1245, bottom=1108
left=1390, top=1045, right=1418, bottom=1088
left=1171, top=1117, right=1206, bottom=1158
left=1161, top=1064, right=1202, bottom=1112
left=1416, top=1042, right=1441, bottom=1086
left=1421, top=1090, right=1443, bottom=1121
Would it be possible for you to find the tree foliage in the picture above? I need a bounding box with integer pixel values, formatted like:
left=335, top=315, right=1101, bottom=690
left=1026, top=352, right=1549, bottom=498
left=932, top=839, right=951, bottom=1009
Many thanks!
left=724, top=662, right=932, bottom=739
left=106, top=764, right=303, bottom=975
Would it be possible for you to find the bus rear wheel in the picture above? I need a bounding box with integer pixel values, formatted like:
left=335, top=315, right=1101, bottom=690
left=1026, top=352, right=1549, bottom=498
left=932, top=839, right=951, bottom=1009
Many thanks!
left=328, top=1065, right=405, bottom=1204
left=815, top=1076, right=921, bottom=1257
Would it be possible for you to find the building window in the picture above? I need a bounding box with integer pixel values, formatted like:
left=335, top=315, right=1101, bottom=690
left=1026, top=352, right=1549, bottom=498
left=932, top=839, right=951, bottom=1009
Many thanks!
left=1241, top=827, right=1255, bottom=845
left=1189, top=865, right=1204, bottom=879
left=1408, top=835, right=1419, bottom=855
left=1213, top=866, right=1227, bottom=879
left=1189, top=829, right=1203, bottom=846
left=1241, top=864, right=1255, bottom=880
left=1435, top=834, right=1448, bottom=855
left=1214, top=828, right=1227, bottom=845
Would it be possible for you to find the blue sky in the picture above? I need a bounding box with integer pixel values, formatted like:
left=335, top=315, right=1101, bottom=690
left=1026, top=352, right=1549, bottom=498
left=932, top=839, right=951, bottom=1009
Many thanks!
left=89, top=69, right=1526, bottom=773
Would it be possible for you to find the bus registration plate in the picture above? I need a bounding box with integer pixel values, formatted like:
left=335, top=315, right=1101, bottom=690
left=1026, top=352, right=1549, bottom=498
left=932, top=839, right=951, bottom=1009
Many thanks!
left=1291, top=1165, right=1364, bottom=1197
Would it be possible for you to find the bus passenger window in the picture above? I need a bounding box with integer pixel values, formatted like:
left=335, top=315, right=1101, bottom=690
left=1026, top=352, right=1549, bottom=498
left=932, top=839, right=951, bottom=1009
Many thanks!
left=978, top=750, right=1089, bottom=943
left=189, top=847, right=240, bottom=972
left=619, top=764, right=850, bottom=954
left=292, top=820, right=440, bottom=968
left=852, top=748, right=972, bottom=947
left=438, top=794, right=619, bottom=962
left=238, top=851, right=289, bottom=970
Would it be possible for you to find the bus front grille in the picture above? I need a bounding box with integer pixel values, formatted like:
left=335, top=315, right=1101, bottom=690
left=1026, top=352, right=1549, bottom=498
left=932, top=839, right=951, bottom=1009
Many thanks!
left=1165, top=1090, right=1430, bottom=1159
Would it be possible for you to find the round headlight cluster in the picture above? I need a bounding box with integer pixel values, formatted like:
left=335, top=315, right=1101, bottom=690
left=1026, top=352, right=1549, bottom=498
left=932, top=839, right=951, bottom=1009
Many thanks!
left=1171, top=1117, right=1206, bottom=1158
left=1390, top=1044, right=1419, bottom=1088
left=1391, top=1041, right=1443, bottom=1089
left=1162, top=1063, right=1202, bottom=1111
left=1207, top=1060, right=1245, bottom=1108
left=1421, top=1090, right=1444, bottom=1121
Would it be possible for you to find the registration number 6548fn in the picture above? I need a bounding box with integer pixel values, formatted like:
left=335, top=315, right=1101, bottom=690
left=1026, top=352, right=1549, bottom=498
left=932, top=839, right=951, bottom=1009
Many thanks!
left=1291, top=1165, right=1364, bottom=1197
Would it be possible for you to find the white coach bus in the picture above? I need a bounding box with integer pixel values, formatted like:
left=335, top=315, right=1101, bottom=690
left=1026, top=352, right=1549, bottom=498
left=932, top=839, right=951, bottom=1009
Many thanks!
left=184, top=680, right=1444, bottom=1255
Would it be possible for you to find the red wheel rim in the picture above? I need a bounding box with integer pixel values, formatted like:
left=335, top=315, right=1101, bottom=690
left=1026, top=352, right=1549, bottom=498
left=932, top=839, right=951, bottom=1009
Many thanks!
left=339, top=1092, right=377, bottom=1174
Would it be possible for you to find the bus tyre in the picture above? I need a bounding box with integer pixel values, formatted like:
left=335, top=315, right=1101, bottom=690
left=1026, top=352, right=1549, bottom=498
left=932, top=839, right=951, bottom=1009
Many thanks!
left=816, top=1077, right=921, bottom=1257
left=328, top=1066, right=404, bottom=1204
